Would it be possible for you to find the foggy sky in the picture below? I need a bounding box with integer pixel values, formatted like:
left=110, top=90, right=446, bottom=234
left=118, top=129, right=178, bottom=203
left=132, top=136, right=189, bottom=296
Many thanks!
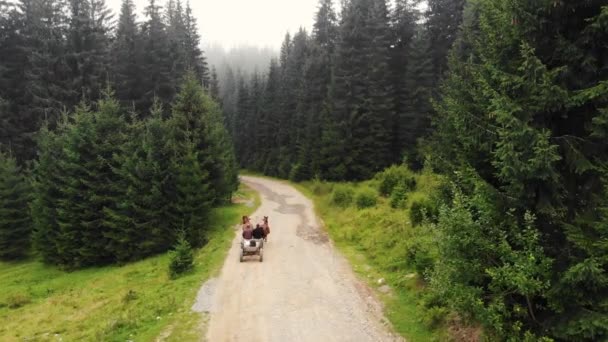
left=106, top=0, right=321, bottom=50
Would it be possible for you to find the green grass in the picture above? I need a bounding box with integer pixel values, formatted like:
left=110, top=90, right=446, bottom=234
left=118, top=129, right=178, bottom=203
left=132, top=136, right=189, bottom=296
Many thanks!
left=294, top=173, right=447, bottom=341
left=0, top=184, right=260, bottom=342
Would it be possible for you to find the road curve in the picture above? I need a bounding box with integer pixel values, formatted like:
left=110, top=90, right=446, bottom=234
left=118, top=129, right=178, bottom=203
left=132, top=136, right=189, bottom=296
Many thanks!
left=203, top=176, right=400, bottom=342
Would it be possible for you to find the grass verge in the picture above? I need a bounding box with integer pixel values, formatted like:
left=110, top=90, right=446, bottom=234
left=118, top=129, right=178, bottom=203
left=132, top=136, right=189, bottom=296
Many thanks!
left=0, top=183, right=260, bottom=342
left=292, top=174, right=446, bottom=341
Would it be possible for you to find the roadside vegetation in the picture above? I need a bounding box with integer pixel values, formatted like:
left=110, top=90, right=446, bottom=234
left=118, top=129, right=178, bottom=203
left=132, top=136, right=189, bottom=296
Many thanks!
left=0, top=185, right=259, bottom=342
left=296, top=165, right=450, bottom=341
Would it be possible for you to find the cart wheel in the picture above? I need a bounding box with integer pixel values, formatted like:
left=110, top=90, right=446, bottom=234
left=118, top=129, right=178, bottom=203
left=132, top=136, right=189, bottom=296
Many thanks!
left=259, top=248, right=263, bottom=262
left=239, top=249, right=244, bottom=262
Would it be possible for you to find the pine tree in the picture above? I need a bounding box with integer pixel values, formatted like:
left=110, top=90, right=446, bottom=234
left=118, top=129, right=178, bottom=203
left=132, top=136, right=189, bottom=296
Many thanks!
left=65, top=0, right=113, bottom=107
left=171, top=73, right=236, bottom=205
left=183, top=1, right=209, bottom=86
left=400, top=27, right=433, bottom=166
left=425, top=0, right=466, bottom=86
left=260, top=59, right=281, bottom=176
left=36, top=91, right=127, bottom=267
left=111, top=0, right=144, bottom=109
left=31, top=122, right=66, bottom=264
left=333, top=0, right=394, bottom=180
left=430, top=1, right=608, bottom=339
left=173, top=140, right=211, bottom=247
left=0, top=150, right=31, bottom=260
left=0, top=0, right=70, bottom=162
left=389, top=0, right=421, bottom=156
left=140, top=0, right=173, bottom=111
left=209, top=66, right=220, bottom=101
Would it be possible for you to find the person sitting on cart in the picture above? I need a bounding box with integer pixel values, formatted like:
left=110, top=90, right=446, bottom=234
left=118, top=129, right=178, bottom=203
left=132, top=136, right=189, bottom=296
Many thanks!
left=242, top=222, right=253, bottom=240
left=252, top=223, right=266, bottom=240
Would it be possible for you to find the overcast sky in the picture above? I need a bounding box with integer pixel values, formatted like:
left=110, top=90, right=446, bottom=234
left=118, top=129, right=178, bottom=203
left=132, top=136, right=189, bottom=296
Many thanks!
left=106, top=0, right=322, bottom=50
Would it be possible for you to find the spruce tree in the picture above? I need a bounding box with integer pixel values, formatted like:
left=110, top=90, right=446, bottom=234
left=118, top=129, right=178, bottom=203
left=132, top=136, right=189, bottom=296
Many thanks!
left=140, top=0, right=173, bottom=111
left=209, top=66, right=220, bottom=101
left=333, top=0, right=394, bottom=180
left=1, top=0, right=70, bottom=162
left=31, top=122, right=66, bottom=264
left=171, top=73, right=236, bottom=205
left=389, top=0, right=421, bottom=156
left=400, top=27, right=433, bottom=166
left=425, top=0, right=466, bottom=86
left=65, top=0, right=113, bottom=107
left=0, top=150, right=31, bottom=260
left=430, top=1, right=608, bottom=339
left=173, top=140, right=211, bottom=247
left=183, top=1, right=209, bottom=86
left=111, top=0, right=144, bottom=109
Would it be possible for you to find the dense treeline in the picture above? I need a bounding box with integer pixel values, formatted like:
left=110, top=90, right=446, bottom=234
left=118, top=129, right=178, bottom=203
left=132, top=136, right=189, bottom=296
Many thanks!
left=0, top=0, right=238, bottom=266
left=429, top=0, right=608, bottom=340
left=224, top=0, right=608, bottom=340
left=30, top=76, right=237, bottom=268
left=227, top=0, right=465, bottom=181
left=0, top=0, right=209, bottom=162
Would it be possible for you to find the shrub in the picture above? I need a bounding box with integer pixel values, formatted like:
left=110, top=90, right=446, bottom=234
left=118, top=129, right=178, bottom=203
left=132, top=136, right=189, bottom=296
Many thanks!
left=6, top=293, right=31, bottom=309
left=311, top=178, right=333, bottom=196
left=331, top=185, right=354, bottom=207
left=406, top=234, right=438, bottom=277
left=390, top=181, right=408, bottom=208
left=168, top=232, right=194, bottom=279
left=376, top=165, right=416, bottom=196
left=410, top=198, right=439, bottom=226
left=421, top=306, right=448, bottom=329
left=355, top=188, right=377, bottom=209
left=289, top=163, right=305, bottom=182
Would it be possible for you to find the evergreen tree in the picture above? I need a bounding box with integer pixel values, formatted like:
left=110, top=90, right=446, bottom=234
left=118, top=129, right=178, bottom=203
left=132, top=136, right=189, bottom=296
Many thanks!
left=0, top=150, right=31, bottom=260
left=65, top=0, right=113, bottom=107
left=183, top=1, right=209, bottom=86
left=140, top=0, right=173, bottom=110
left=425, top=0, right=466, bottom=86
left=35, top=91, right=127, bottom=268
left=389, top=0, right=420, bottom=156
left=170, top=73, right=236, bottom=205
left=333, top=0, right=394, bottom=180
left=209, top=66, right=220, bottom=101
left=430, top=1, right=608, bottom=339
left=400, top=27, right=433, bottom=166
left=31, top=122, right=66, bottom=264
left=260, top=59, right=282, bottom=176
left=111, top=0, right=143, bottom=109
left=173, top=140, right=211, bottom=247
left=0, top=0, right=70, bottom=162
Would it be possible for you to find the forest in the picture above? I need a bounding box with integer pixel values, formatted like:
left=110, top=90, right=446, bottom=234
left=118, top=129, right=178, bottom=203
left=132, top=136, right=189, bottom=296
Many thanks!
left=0, top=0, right=238, bottom=267
left=1, top=0, right=607, bottom=340
left=225, top=0, right=608, bottom=340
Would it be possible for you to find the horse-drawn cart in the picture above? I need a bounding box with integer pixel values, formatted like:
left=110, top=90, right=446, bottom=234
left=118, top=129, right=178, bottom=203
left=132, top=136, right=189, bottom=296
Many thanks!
left=240, top=239, right=264, bottom=262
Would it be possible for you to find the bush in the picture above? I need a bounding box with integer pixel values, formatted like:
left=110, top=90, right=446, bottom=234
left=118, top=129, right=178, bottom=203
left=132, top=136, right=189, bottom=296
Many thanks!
left=168, top=232, right=194, bottom=279
left=406, top=234, right=438, bottom=277
left=331, top=185, right=354, bottom=207
left=311, top=178, right=333, bottom=196
left=289, top=163, right=305, bottom=182
left=421, top=306, right=448, bottom=329
left=390, top=181, right=408, bottom=208
left=376, top=165, right=416, bottom=196
left=410, top=198, right=439, bottom=226
left=6, top=293, right=31, bottom=309
left=355, top=188, right=377, bottom=209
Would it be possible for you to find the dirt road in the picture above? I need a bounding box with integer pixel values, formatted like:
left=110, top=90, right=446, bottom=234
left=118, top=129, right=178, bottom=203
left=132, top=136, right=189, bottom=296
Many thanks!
left=201, top=176, right=400, bottom=342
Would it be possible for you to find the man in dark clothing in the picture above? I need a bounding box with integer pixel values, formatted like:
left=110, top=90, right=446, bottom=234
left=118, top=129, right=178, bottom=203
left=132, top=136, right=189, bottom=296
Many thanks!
left=252, top=224, right=266, bottom=240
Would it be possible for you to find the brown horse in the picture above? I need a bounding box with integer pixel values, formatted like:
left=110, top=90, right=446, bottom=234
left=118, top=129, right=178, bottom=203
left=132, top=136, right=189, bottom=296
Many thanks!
left=262, top=216, right=270, bottom=241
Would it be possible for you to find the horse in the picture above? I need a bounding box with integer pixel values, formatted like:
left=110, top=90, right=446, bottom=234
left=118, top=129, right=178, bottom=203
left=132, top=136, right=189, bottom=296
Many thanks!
left=262, top=216, right=270, bottom=242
